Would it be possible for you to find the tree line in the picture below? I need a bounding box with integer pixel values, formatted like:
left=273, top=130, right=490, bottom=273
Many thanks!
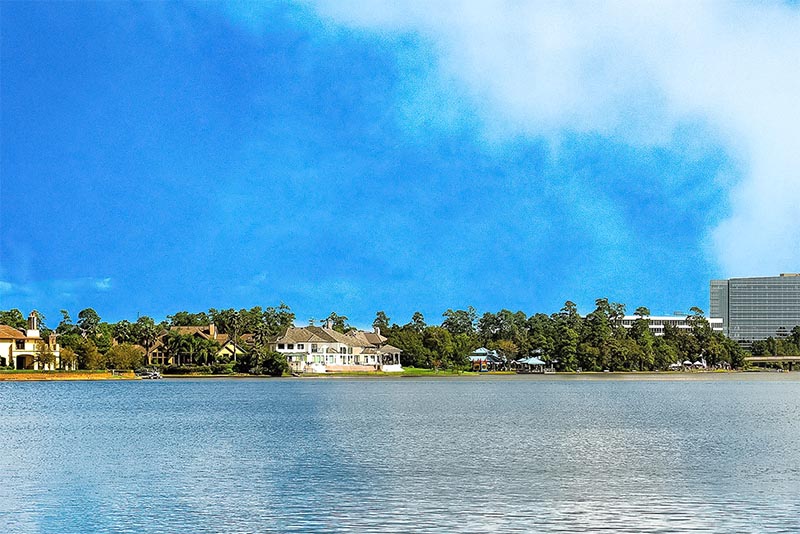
left=379, top=301, right=747, bottom=371
left=1, top=299, right=751, bottom=373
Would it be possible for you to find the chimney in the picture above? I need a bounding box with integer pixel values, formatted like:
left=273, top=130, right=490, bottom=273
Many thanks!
left=325, top=319, right=333, bottom=329
left=28, top=311, right=39, bottom=331
left=373, top=326, right=381, bottom=336
left=26, top=311, right=41, bottom=338
left=209, top=323, right=217, bottom=339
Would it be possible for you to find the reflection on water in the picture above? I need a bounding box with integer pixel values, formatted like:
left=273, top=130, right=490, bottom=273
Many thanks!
left=1, top=376, right=799, bottom=533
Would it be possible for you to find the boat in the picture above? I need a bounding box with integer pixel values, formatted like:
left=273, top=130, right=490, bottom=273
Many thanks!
left=136, top=369, right=162, bottom=379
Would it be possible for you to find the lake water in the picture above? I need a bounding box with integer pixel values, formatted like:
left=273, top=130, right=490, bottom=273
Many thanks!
left=1, top=375, right=799, bottom=533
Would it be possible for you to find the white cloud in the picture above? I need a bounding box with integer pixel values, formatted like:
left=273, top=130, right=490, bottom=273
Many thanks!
left=306, top=0, right=800, bottom=276
left=0, top=280, right=17, bottom=295
left=94, top=278, right=113, bottom=291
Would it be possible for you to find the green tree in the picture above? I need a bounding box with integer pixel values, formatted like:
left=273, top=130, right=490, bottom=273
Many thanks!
left=77, top=308, right=101, bottom=338
left=388, top=326, right=428, bottom=367
left=133, top=316, right=160, bottom=358
left=410, top=312, right=426, bottom=333
left=57, top=310, right=79, bottom=336
left=260, top=303, right=295, bottom=337
left=194, top=338, right=220, bottom=366
left=653, top=337, right=678, bottom=369
left=372, top=311, right=390, bottom=332
left=59, top=347, right=78, bottom=370
left=164, top=331, right=190, bottom=365
left=790, top=325, right=800, bottom=348
left=0, top=309, right=27, bottom=329
left=558, top=301, right=581, bottom=330
left=451, top=333, right=476, bottom=369
left=423, top=326, right=455, bottom=371
left=75, top=339, right=103, bottom=370
left=34, top=340, right=56, bottom=370
left=494, top=339, right=519, bottom=362
left=630, top=307, right=654, bottom=370
left=527, top=313, right=556, bottom=358
left=324, top=312, right=353, bottom=333
left=167, top=311, right=210, bottom=327
left=113, top=320, right=135, bottom=344
left=106, top=344, right=146, bottom=370
left=554, top=323, right=579, bottom=371
left=95, top=323, right=114, bottom=354
left=247, top=345, right=289, bottom=376
left=442, top=307, right=477, bottom=336
left=210, top=309, right=243, bottom=361
left=57, top=332, right=83, bottom=352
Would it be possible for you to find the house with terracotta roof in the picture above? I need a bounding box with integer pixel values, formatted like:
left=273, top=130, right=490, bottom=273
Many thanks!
left=272, top=323, right=402, bottom=373
left=0, top=312, right=65, bottom=370
left=146, top=324, right=248, bottom=366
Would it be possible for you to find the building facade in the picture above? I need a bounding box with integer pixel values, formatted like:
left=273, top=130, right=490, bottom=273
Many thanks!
left=0, top=312, right=64, bottom=370
left=271, top=325, right=402, bottom=373
left=710, top=274, right=800, bottom=345
left=619, top=315, right=723, bottom=336
left=146, top=324, right=248, bottom=366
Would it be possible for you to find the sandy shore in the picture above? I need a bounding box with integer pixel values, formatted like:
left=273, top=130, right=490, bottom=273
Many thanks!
left=2, top=370, right=796, bottom=382
left=0, top=371, right=138, bottom=381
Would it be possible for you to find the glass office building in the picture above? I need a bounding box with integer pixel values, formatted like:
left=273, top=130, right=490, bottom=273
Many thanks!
left=710, top=274, right=800, bottom=345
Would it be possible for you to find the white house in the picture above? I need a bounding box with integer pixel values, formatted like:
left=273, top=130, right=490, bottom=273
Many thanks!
left=0, top=312, right=64, bottom=370
left=272, top=325, right=402, bottom=373
left=619, top=315, right=724, bottom=336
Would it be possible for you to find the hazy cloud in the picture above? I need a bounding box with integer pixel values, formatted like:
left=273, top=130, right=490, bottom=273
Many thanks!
left=94, top=277, right=113, bottom=291
left=305, top=0, right=800, bottom=277
left=0, top=277, right=113, bottom=304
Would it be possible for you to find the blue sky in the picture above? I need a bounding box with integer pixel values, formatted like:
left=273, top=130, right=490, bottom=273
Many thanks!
left=1, top=2, right=798, bottom=328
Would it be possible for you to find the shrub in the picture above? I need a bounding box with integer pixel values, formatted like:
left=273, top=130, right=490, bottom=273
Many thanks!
left=211, top=363, right=235, bottom=375
left=162, top=365, right=212, bottom=375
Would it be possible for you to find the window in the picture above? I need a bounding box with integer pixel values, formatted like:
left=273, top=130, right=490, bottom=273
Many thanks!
left=311, top=344, right=318, bottom=353
left=287, top=344, right=294, bottom=350
left=297, top=344, right=304, bottom=349
left=278, top=343, right=285, bottom=350
left=15, top=340, right=24, bottom=349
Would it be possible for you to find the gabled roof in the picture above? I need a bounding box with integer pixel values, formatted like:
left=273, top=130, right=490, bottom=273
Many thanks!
left=277, top=327, right=333, bottom=344
left=379, top=344, right=402, bottom=354
left=218, top=338, right=247, bottom=354
left=316, top=327, right=371, bottom=347
left=349, top=330, right=387, bottom=346
left=171, top=326, right=213, bottom=340
left=276, top=326, right=373, bottom=347
left=0, top=325, right=26, bottom=340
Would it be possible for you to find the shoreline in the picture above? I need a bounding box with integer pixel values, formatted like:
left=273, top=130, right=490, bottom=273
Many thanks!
left=2, top=369, right=797, bottom=381
left=0, top=371, right=138, bottom=381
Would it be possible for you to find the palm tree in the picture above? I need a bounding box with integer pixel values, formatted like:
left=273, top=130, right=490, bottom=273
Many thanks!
left=165, top=331, right=189, bottom=365
left=195, top=338, right=219, bottom=366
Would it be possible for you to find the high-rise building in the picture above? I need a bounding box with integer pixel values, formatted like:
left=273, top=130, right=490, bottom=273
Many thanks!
left=710, top=274, right=800, bottom=345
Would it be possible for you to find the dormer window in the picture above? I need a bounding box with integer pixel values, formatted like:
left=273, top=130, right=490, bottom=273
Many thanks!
left=287, top=344, right=294, bottom=350
left=15, top=340, right=25, bottom=349
left=278, top=343, right=285, bottom=350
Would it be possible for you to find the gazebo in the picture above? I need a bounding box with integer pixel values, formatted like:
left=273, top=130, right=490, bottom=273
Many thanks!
left=515, top=356, right=547, bottom=374
left=469, top=348, right=504, bottom=371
